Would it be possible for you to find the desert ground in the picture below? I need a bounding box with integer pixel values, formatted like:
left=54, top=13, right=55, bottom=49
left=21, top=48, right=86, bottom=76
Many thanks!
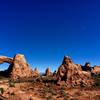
left=0, top=76, right=100, bottom=100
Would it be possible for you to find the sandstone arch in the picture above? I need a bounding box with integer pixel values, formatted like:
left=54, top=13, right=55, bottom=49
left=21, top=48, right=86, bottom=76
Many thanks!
left=0, top=56, right=13, bottom=64
left=0, top=54, right=34, bottom=79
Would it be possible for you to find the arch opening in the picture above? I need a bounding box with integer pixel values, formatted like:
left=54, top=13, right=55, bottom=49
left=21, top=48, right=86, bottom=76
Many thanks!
left=0, top=62, right=13, bottom=78
left=0, top=63, right=10, bottom=71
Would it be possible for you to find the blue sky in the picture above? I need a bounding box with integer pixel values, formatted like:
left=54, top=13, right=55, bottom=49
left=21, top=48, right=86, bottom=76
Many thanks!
left=0, top=0, right=100, bottom=72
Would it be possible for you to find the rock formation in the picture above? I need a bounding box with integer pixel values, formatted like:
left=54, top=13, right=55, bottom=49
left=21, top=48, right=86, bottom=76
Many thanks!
left=10, top=54, right=33, bottom=79
left=76, top=64, right=82, bottom=71
left=32, top=68, right=40, bottom=77
left=92, top=66, right=100, bottom=75
left=45, top=67, right=52, bottom=76
left=0, top=53, right=97, bottom=85
left=82, top=62, right=91, bottom=72
left=0, top=56, right=13, bottom=64
left=0, top=54, right=34, bottom=79
left=56, top=56, right=92, bottom=86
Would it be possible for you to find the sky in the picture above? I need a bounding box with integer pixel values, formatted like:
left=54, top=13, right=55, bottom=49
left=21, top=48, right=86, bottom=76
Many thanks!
left=0, top=0, right=100, bottom=72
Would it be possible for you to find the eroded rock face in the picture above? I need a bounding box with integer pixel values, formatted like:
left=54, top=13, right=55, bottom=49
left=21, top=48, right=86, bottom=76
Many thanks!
left=76, top=64, right=82, bottom=71
left=10, top=54, right=33, bottom=79
left=45, top=67, right=52, bottom=76
left=0, top=54, right=34, bottom=79
left=92, top=66, right=100, bottom=75
left=32, top=68, right=40, bottom=77
left=57, top=56, right=92, bottom=86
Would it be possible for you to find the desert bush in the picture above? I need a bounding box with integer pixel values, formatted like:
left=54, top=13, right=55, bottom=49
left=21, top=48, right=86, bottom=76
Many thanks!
left=93, top=76, right=100, bottom=88
left=80, top=81, right=85, bottom=88
left=60, top=89, right=68, bottom=97
left=9, top=81, right=15, bottom=87
left=49, top=88, right=57, bottom=95
left=0, top=88, right=4, bottom=94
left=61, top=85, right=66, bottom=90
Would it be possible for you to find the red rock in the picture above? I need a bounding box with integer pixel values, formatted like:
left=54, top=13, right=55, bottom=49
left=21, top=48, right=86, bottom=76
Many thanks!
left=56, top=56, right=92, bottom=86
left=0, top=56, right=13, bottom=64
left=92, top=66, right=100, bottom=75
left=45, top=67, right=52, bottom=76
left=32, top=68, right=40, bottom=77
left=10, top=54, right=33, bottom=79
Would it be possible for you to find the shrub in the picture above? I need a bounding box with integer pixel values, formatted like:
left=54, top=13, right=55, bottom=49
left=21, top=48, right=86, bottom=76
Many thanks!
left=61, top=85, right=66, bottom=90
left=60, top=89, right=67, bottom=97
left=93, top=76, right=100, bottom=88
left=50, top=89, right=57, bottom=95
left=9, top=81, right=15, bottom=87
left=0, top=88, right=4, bottom=94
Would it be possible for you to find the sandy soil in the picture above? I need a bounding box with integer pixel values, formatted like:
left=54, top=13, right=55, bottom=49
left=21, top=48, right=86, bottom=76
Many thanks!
left=0, top=79, right=100, bottom=100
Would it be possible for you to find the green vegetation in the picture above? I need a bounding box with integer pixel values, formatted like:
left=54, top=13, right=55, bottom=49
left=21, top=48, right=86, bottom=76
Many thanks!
left=9, top=81, right=15, bottom=87
left=60, top=89, right=67, bottom=97
left=49, top=88, right=57, bottom=95
left=0, top=88, right=4, bottom=94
